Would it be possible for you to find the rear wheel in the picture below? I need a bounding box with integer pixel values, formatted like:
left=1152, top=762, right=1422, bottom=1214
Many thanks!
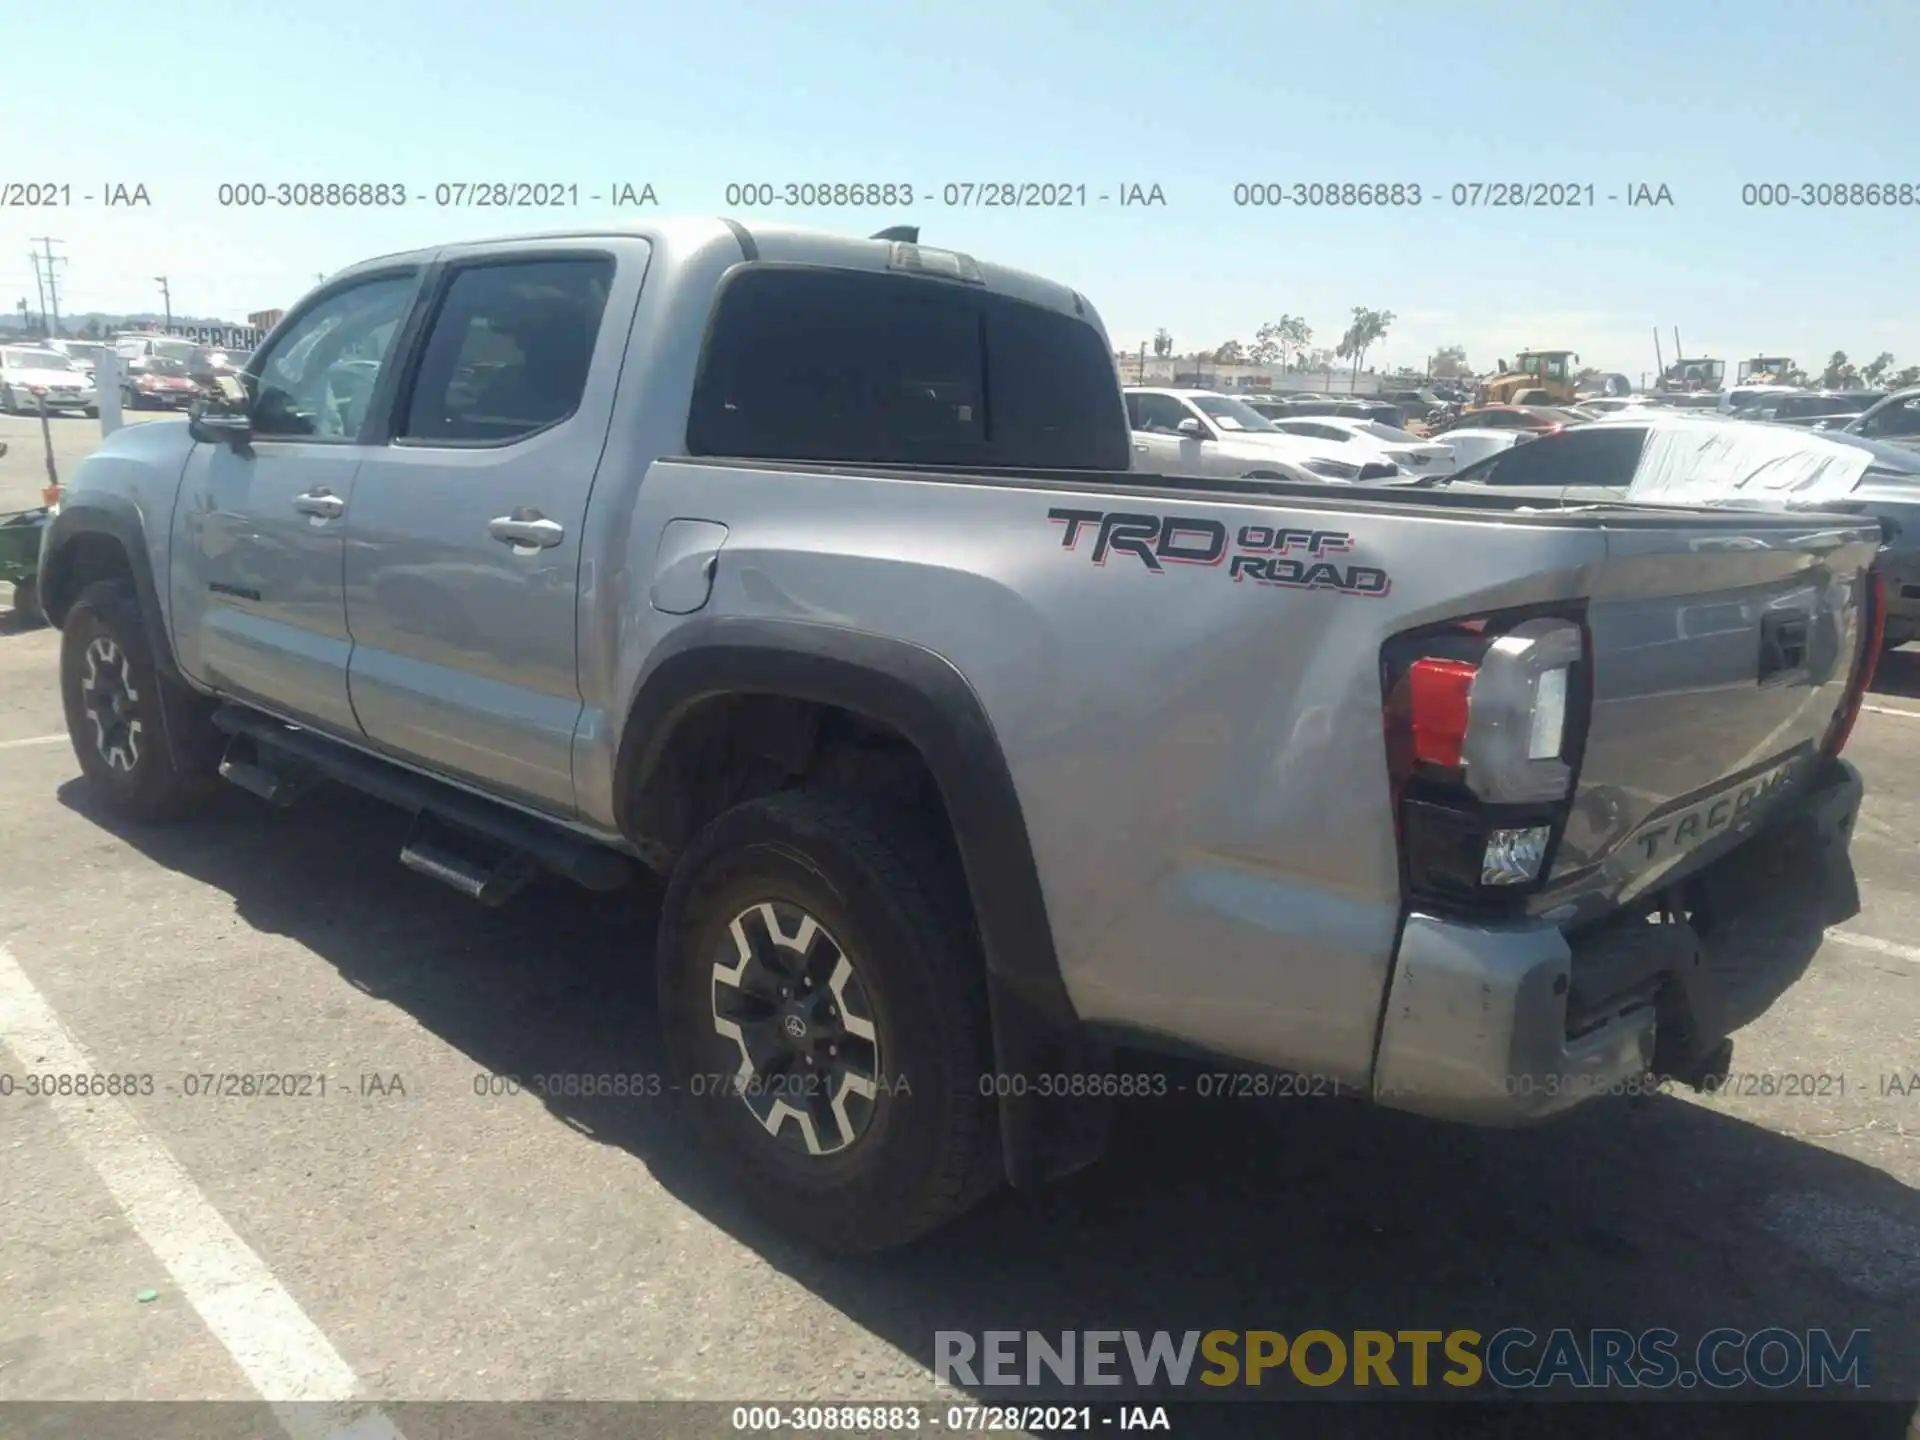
left=59, top=579, right=217, bottom=820
left=657, top=788, right=1000, bottom=1253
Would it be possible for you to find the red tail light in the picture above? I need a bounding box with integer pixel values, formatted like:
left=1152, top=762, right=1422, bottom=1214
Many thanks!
left=1382, top=609, right=1592, bottom=914
left=1824, top=570, right=1885, bottom=760
left=1407, top=658, right=1475, bottom=768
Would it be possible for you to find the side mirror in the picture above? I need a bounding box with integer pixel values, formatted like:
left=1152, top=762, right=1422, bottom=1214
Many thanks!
left=189, top=377, right=253, bottom=447
left=1176, top=417, right=1207, bottom=439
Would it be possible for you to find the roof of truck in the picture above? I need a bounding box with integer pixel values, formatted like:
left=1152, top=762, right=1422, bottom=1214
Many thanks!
left=330, top=217, right=1100, bottom=327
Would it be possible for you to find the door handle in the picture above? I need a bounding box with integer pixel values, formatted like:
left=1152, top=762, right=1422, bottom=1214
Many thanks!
left=292, top=488, right=345, bottom=520
left=489, top=510, right=565, bottom=550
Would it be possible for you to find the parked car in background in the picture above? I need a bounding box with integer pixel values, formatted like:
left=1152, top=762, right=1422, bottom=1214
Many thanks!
left=1720, top=383, right=1804, bottom=416
left=1416, top=426, right=1539, bottom=469
left=1431, top=404, right=1584, bottom=436
left=0, top=345, right=99, bottom=417
left=47, top=339, right=114, bottom=379
left=1125, top=387, right=1401, bottom=482
left=113, top=333, right=210, bottom=411
left=1570, top=396, right=1661, bottom=421
left=1262, top=413, right=1455, bottom=477
left=1425, top=414, right=1920, bottom=649
left=1764, top=391, right=1885, bottom=430
left=1844, top=388, right=1920, bottom=452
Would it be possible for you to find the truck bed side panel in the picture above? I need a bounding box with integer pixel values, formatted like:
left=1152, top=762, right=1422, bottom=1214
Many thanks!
left=599, top=462, right=1614, bottom=1084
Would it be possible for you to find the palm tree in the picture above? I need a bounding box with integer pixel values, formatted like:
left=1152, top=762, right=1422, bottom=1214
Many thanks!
left=1335, top=307, right=1396, bottom=391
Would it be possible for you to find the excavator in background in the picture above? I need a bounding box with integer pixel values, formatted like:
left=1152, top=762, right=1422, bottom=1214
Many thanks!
left=1473, top=349, right=1580, bottom=406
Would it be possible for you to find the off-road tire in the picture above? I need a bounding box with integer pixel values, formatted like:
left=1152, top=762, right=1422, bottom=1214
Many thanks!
left=657, top=787, right=1001, bottom=1253
left=60, top=579, right=217, bottom=821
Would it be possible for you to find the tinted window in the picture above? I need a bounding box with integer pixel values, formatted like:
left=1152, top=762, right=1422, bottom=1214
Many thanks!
left=250, top=274, right=418, bottom=439
left=688, top=267, right=1127, bottom=470
left=1862, top=397, right=1920, bottom=438
left=397, top=257, right=612, bottom=444
left=1460, top=426, right=1646, bottom=486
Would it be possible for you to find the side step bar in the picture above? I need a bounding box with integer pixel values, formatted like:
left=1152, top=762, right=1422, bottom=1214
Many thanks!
left=211, top=706, right=634, bottom=897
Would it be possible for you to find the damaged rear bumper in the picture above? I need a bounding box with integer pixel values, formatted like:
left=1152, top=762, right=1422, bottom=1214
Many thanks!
left=1370, top=756, right=1863, bottom=1125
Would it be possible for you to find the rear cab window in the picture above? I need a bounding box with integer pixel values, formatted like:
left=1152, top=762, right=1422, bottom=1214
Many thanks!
left=687, top=266, right=1128, bottom=470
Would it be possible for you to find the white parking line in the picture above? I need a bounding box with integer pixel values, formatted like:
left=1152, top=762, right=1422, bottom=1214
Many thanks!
left=0, top=733, right=66, bottom=750
left=1827, top=930, right=1920, bottom=966
left=1862, top=704, right=1920, bottom=719
left=0, top=944, right=404, bottom=1440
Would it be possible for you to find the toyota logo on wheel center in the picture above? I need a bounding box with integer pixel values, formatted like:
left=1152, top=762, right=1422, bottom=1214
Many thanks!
left=781, top=1014, right=807, bottom=1040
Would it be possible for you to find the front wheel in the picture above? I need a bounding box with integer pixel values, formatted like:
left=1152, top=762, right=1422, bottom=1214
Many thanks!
left=59, top=579, right=216, bottom=820
left=657, top=788, right=1001, bottom=1253
left=82, top=406, right=99, bottom=419
left=0, top=386, right=15, bottom=415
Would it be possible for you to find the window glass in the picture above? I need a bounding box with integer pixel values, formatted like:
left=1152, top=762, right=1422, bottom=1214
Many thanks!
left=398, top=257, right=614, bottom=443
left=1131, top=393, right=1196, bottom=434
left=1461, top=426, right=1646, bottom=486
left=250, top=274, right=418, bottom=439
left=688, top=266, right=1128, bottom=469
left=1863, top=397, right=1920, bottom=438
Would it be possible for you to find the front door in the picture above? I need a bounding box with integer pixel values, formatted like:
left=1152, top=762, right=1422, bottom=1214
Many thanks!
left=1127, top=392, right=1219, bottom=477
left=168, top=270, right=422, bottom=736
left=343, top=241, right=648, bottom=816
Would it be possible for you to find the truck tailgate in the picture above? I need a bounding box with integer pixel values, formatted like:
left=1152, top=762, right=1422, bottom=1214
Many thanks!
left=1542, top=513, right=1881, bottom=919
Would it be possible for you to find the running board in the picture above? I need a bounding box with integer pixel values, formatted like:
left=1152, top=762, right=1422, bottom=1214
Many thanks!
left=400, top=813, right=540, bottom=907
left=217, top=733, right=318, bottom=807
left=210, top=705, right=635, bottom=895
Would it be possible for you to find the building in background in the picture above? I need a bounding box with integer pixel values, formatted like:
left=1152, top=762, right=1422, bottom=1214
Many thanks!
left=249, top=308, right=285, bottom=333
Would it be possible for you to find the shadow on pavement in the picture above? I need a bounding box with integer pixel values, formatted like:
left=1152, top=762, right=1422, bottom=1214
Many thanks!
left=1872, top=646, right=1920, bottom=700
left=61, top=779, right=1920, bottom=1439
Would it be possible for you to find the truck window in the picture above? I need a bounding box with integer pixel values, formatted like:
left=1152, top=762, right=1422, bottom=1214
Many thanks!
left=250, top=273, right=418, bottom=440
left=397, top=257, right=614, bottom=444
left=687, top=266, right=1127, bottom=470
left=1463, top=426, right=1646, bottom=486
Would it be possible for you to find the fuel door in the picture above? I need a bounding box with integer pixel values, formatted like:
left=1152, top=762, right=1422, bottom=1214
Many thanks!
left=649, top=519, right=730, bottom=615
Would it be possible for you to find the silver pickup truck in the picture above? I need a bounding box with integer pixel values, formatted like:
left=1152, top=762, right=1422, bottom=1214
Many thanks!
left=39, top=219, right=1881, bottom=1253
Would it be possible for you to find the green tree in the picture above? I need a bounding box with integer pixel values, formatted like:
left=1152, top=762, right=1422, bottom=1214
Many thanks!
left=1152, top=328, right=1173, bottom=358
left=1819, top=351, right=1859, bottom=389
left=1250, top=322, right=1282, bottom=366
left=1861, top=351, right=1898, bottom=387
left=1887, top=366, right=1920, bottom=389
left=1213, top=339, right=1245, bottom=364
left=1335, top=307, right=1396, bottom=390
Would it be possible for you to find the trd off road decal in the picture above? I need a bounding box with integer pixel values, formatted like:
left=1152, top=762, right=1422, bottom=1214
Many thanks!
left=1047, top=508, right=1390, bottom=597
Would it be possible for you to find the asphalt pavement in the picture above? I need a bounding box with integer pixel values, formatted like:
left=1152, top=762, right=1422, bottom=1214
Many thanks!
left=1, top=412, right=1917, bottom=1440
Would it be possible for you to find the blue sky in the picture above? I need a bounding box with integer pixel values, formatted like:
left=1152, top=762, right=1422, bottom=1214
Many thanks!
left=4, top=0, right=1916, bottom=378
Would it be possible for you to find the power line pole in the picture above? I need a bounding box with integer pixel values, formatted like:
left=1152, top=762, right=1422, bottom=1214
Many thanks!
left=154, top=275, right=172, bottom=332
left=29, top=252, right=48, bottom=334
left=32, top=237, right=65, bottom=336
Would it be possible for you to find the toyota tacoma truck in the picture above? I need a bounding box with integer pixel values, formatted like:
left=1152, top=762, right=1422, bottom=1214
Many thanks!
left=39, top=219, right=1881, bottom=1253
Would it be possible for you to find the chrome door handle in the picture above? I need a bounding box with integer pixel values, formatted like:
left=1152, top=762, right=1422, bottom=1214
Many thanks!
left=489, top=511, right=565, bottom=549
left=292, top=489, right=345, bottom=519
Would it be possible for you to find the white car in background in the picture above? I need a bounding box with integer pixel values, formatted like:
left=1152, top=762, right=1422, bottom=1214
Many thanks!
left=1421, top=427, right=1542, bottom=469
left=0, top=345, right=99, bottom=417
left=1262, top=413, right=1456, bottom=477
left=46, top=339, right=114, bottom=380
left=1123, top=387, right=1405, bottom=483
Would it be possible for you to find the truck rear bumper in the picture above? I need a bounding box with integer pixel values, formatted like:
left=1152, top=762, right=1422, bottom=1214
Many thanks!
left=1371, top=757, right=1863, bottom=1125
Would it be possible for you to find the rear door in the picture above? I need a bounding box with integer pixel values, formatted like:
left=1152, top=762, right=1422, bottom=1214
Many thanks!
left=342, top=239, right=646, bottom=816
